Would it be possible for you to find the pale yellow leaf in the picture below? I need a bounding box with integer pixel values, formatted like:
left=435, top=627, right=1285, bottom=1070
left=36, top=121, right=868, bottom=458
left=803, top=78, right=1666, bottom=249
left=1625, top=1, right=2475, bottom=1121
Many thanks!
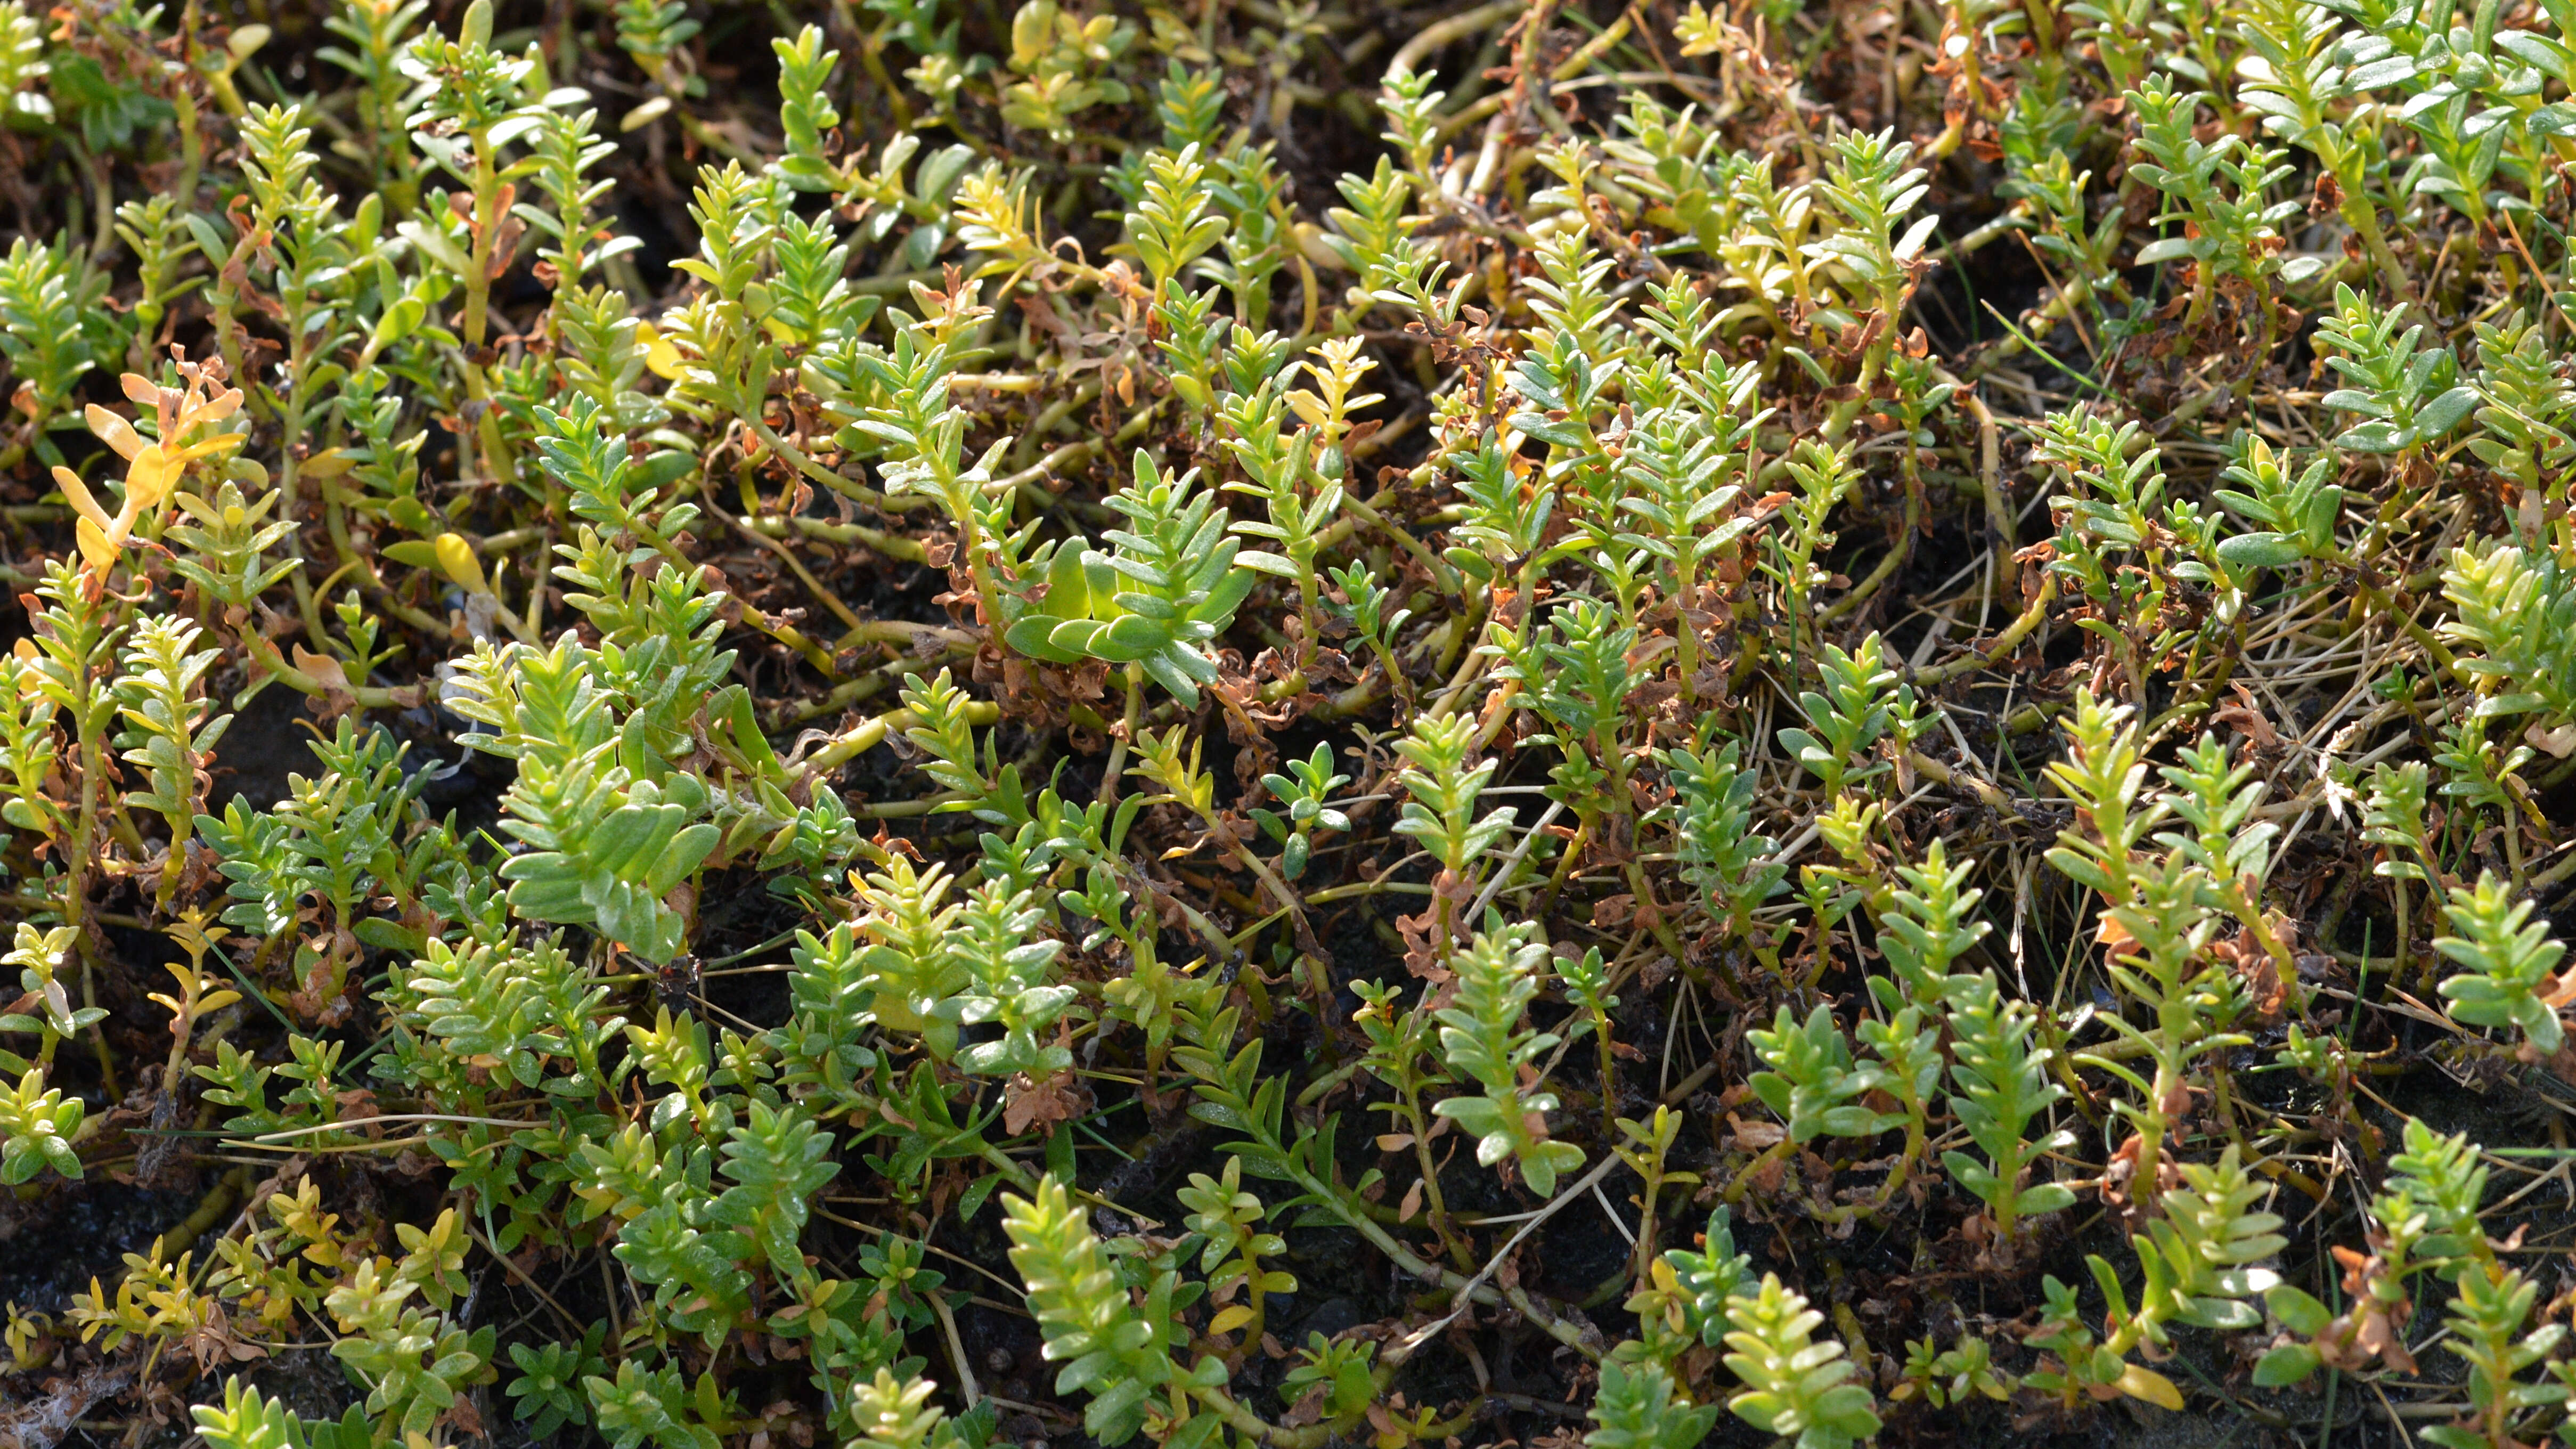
left=433, top=533, right=490, bottom=594
left=50, top=466, right=112, bottom=532
left=189, top=387, right=243, bottom=427
left=2116, top=1365, right=2183, bottom=1411
left=84, top=404, right=145, bottom=460
left=125, top=445, right=178, bottom=512
left=75, top=515, right=116, bottom=572
left=638, top=321, right=683, bottom=380
left=174, top=432, right=237, bottom=459
left=299, top=450, right=355, bottom=481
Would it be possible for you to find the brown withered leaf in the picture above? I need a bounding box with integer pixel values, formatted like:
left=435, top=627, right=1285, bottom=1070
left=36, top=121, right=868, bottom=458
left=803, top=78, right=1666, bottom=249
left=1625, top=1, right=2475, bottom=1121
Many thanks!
left=2101, top=1134, right=2140, bottom=1209
left=1003, top=1069, right=1090, bottom=1137
left=1395, top=871, right=1479, bottom=988
left=2542, top=1034, right=2576, bottom=1088
left=2214, top=932, right=2288, bottom=1023
left=2211, top=682, right=2280, bottom=749
left=1726, top=1113, right=1786, bottom=1151
left=1280, top=1382, right=1331, bottom=1428
left=176, top=1300, right=266, bottom=1373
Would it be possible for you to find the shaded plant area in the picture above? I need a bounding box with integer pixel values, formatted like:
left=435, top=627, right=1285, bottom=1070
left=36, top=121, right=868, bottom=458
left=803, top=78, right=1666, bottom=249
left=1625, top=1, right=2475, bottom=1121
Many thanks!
left=17, top=0, right=2576, bottom=1444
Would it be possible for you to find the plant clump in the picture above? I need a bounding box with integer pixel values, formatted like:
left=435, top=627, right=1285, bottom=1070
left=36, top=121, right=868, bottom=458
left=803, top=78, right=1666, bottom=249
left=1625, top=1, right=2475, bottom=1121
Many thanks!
left=9, top=0, right=2576, bottom=1447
